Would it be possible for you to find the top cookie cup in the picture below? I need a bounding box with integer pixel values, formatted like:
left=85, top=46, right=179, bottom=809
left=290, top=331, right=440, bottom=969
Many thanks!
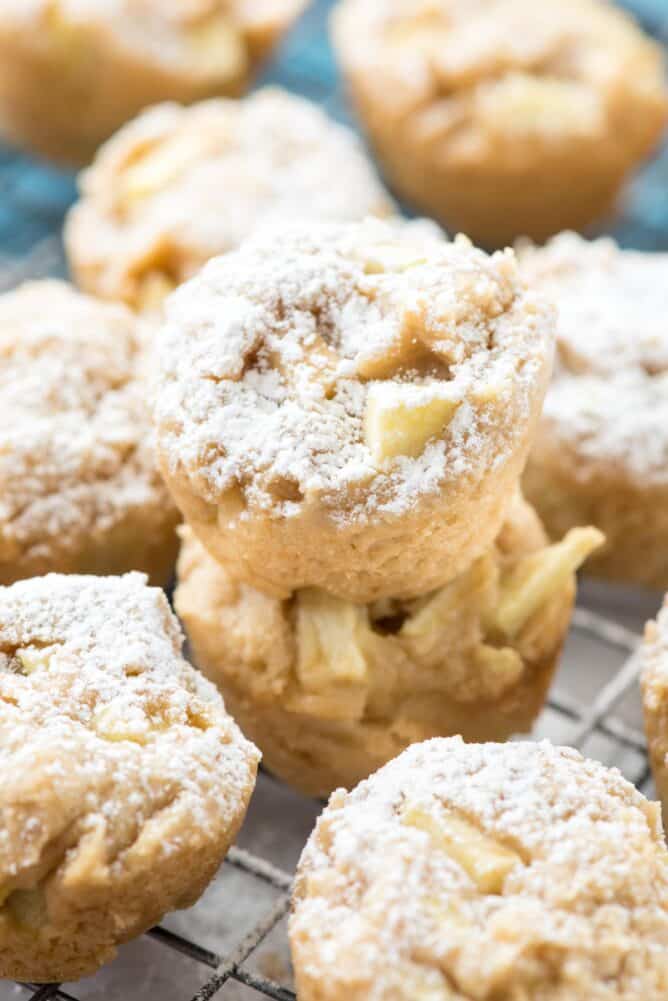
left=155, top=220, right=555, bottom=602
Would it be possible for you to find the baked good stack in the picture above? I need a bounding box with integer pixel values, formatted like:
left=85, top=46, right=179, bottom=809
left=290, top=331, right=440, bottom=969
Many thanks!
left=154, top=216, right=602, bottom=797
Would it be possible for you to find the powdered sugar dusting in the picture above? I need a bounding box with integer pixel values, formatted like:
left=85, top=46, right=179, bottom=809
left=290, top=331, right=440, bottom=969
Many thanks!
left=67, top=88, right=395, bottom=305
left=6, top=0, right=305, bottom=69
left=291, top=737, right=668, bottom=1000
left=0, top=572, right=259, bottom=875
left=335, top=0, right=664, bottom=138
left=0, top=280, right=176, bottom=576
left=156, top=220, right=554, bottom=522
left=521, top=233, right=668, bottom=484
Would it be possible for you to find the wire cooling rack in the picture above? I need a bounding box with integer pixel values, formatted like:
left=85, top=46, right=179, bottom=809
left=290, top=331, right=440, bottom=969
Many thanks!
left=6, top=598, right=659, bottom=1001
left=2, top=1, right=668, bottom=999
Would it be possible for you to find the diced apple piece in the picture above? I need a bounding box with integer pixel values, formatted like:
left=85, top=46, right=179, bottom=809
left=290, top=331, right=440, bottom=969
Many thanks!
left=295, top=589, right=368, bottom=691
left=119, top=135, right=209, bottom=207
left=401, top=803, right=520, bottom=894
left=44, top=1, right=83, bottom=56
left=400, top=555, right=495, bottom=641
left=361, top=245, right=429, bottom=275
left=136, top=272, right=175, bottom=313
left=16, top=648, right=51, bottom=676
left=94, top=703, right=149, bottom=744
left=364, top=382, right=459, bottom=462
left=186, top=14, right=247, bottom=79
left=481, top=74, right=601, bottom=136
left=494, top=526, right=604, bottom=637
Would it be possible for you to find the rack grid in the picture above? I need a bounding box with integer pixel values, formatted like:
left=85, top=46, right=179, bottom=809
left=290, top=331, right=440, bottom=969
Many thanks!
left=2, top=1, right=668, bottom=998
left=11, top=605, right=653, bottom=1001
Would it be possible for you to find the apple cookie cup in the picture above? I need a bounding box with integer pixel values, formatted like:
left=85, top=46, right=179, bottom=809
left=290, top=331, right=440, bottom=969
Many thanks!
left=331, top=0, right=668, bottom=248
left=290, top=738, right=668, bottom=1001
left=175, top=496, right=602, bottom=798
left=0, top=0, right=307, bottom=164
left=156, top=220, right=556, bottom=603
left=65, top=89, right=396, bottom=313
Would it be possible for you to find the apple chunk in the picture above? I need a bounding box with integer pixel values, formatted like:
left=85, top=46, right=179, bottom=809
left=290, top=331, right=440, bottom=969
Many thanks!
left=364, top=382, right=460, bottom=462
left=401, top=803, right=520, bottom=893
left=295, top=589, right=369, bottom=691
left=494, top=526, right=604, bottom=637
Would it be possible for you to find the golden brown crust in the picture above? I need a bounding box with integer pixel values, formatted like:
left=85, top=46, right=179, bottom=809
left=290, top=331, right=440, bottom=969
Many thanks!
left=0, top=0, right=307, bottom=164
left=332, top=0, right=668, bottom=247
left=175, top=496, right=601, bottom=798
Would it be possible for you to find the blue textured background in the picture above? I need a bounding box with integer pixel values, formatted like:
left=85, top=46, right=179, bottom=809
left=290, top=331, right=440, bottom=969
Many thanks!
left=1, top=0, right=668, bottom=269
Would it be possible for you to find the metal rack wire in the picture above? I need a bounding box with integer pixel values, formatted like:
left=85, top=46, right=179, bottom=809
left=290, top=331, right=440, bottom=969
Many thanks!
left=11, top=606, right=650, bottom=1001
left=2, top=1, right=668, bottom=998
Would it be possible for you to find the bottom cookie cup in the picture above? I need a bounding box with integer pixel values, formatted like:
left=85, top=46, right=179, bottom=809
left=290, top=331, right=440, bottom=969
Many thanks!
left=0, top=573, right=260, bottom=982
left=290, top=738, right=668, bottom=1001
left=641, top=597, right=668, bottom=827
left=175, top=496, right=602, bottom=798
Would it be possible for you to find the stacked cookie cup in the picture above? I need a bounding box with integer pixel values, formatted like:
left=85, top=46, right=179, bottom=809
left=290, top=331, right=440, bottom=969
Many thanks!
left=154, top=216, right=603, bottom=799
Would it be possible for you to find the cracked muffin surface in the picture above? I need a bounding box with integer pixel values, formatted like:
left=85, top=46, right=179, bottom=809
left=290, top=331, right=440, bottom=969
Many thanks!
left=290, top=738, right=668, bottom=1001
left=0, top=280, right=179, bottom=585
left=156, top=219, right=555, bottom=602
left=332, top=0, right=668, bottom=247
left=0, top=572, right=260, bottom=982
left=65, top=89, right=395, bottom=312
left=0, top=0, right=307, bottom=164
left=521, top=233, right=668, bottom=590
left=175, top=494, right=602, bottom=796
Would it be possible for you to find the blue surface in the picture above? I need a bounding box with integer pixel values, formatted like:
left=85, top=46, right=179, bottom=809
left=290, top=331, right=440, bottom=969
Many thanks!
left=1, top=0, right=668, bottom=264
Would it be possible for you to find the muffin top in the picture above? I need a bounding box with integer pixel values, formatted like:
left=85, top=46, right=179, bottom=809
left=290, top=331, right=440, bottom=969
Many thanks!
left=0, top=280, right=172, bottom=576
left=520, top=232, right=668, bottom=484
left=65, top=89, right=394, bottom=309
left=155, top=219, right=554, bottom=523
left=333, top=0, right=667, bottom=168
left=292, top=737, right=668, bottom=1001
left=7, top=0, right=306, bottom=75
left=0, top=572, right=259, bottom=906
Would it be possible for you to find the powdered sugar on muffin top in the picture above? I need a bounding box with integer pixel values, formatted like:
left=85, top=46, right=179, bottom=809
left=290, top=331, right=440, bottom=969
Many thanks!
left=520, top=233, right=668, bottom=483
left=156, top=219, right=554, bottom=522
left=0, top=281, right=174, bottom=572
left=334, top=0, right=666, bottom=151
left=291, top=737, right=668, bottom=1001
left=8, top=0, right=304, bottom=65
left=0, top=572, right=259, bottom=868
left=66, top=89, right=394, bottom=306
